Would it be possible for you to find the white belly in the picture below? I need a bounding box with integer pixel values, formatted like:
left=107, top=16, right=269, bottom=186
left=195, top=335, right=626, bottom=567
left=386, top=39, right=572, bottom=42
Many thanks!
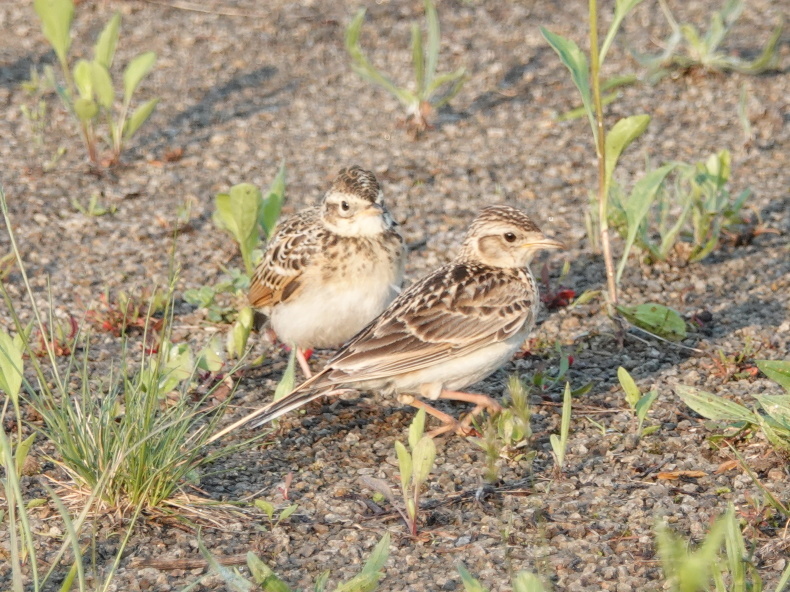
left=271, top=273, right=400, bottom=349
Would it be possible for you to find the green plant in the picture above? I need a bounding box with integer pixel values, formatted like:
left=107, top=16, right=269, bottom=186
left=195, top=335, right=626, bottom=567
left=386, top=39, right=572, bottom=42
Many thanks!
left=183, top=267, right=251, bottom=323
left=213, top=163, right=287, bottom=276
left=33, top=0, right=159, bottom=165
left=254, top=498, right=298, bottom=529
left=636, top=0, right=783, bottom=80
left=656, top=504, right=790, bottom=592
left=1, top=188, right=261, bottom=517
left=675, top=360, right=790, bottom=455
left=199, top=532, right=390, bottom=592
left=549, top=382, right=572, bottom=473
left=471, top=375, right=534, bottom=482
left=72, top=192, right=117, bottom=216
left=609, top=150, right=751, bottom=269
left=457, top=563, right=551, bottom=592
left=617, top=366, right=659, bottom=436
left=345, top=0, right=466, bottom=135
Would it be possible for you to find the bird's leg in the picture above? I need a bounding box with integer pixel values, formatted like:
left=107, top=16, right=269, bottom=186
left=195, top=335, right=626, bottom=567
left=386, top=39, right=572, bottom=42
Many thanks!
left=295, top=347, right=313, bottom=378
left=437, top=390, right=502, bottom=428
left=398, top=394, right=474, bottom=438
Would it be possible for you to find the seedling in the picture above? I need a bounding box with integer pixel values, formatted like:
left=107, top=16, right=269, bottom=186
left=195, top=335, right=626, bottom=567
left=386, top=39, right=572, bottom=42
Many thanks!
left=636, top=0, right=783, bottom=79
left=213, top=163, right=287, bottom=275
left=254, top=498, right=298, bottom=529
left=676, top=359, right=790, bottom=455
left=550, top=383, right=573, bottom=473
left=542, top=0, right=685, bottom=337
left=85, top=287, right=166, bottom=336
left=345, top=0, right=466, bottom=136
left=200, top=532, right=390, bottom=592
left=394, top=409, right=437, bottom=536
left=226, top=306, right=254, bottom=360
left=33, top=0, right=159, bottom=165
left=617, top=366, right=659, bottom=436
left=71, top=193, right=117, bottom=217
left=183, top=267, right=250, bottom=323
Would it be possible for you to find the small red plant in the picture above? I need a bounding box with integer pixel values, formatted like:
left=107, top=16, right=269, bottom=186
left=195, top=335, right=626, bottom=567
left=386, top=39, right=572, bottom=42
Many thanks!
left=540, top=264, right=576, bottom=310
left=85, top=289, right=164, bottom=336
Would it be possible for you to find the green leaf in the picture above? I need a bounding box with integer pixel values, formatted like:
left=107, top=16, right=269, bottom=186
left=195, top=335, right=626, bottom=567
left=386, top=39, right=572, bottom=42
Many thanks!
left=90, top=61, right=114, bottom=109
left=93, top=12, right=121, bottom=68
left=423, top=0, right=440, bottom=89
left=411, top=24, right=425, bottom=93
left=214, top=183, right=263, bottom=275
left=227, top=306, right=254, bottom=360
left=617, top=366, right=641, bottom=409
left=635, top=390, right=658, bottom=434
left=246, top=552, right=292, bottom=591
left=675, top=385, right=754, bottom=424
left=73, top=97, right=98, bottom=122
left=0, top=329, right=24, bottom=401
left=754, top=395, right=790, bottom=428
left=273, top=348, right=296, bottom=402
left=756, top=359, right=790, bottom=392
left=600, top=0, right=646, bottom=64
left=604, top=115, right=650, bottom=192
left=123, top=51, right=157, bottom=105
left=457, top=563, right=487, bottom=592
left=259, top=163, right=287, bottom=240
left=729, top=21, right=782, bottom=74
left=73, top=59, right=94, bottom=99
left=34, top=0, right=74, bottom=67
left=199, top=539, right=255, bottom=592
left=615, top=164, right=676, bottom=285
left=512, top=571, right=548, bottom=592
left=278, top=504, right=298, bottom=522
left=616, top=302, right=687, bottom=341
left=409, top=408, right=427, bottom=450
left=255, top=499, right=276, bottom=520
left=394, top=440, right=412, bottom=494
left=313, top=571, right=330, bottom=592
left=14, top=434, right=36, bottom=475
left=123, top=98, right=159, bottom=141
left=334, top=532, right=390, bottom=592
left=411, top=435, right=436, bottom=485
left=540, top=27, right=594, bottom=141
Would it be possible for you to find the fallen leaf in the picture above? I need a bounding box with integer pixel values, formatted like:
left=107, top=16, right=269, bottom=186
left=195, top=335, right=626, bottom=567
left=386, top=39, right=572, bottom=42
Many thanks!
left=715, top=460, right=739, bottom=474
left=657, top=470, right=707, bottom=480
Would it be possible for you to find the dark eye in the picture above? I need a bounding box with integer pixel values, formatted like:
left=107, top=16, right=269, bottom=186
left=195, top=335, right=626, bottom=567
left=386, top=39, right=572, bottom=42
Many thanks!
left=504, top=232, right=517, bottom=243
left=341, top=201, right=350, bottom=211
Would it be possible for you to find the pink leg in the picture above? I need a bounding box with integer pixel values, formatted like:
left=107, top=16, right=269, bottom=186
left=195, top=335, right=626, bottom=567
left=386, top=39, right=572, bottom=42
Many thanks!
left=399, top=395, right=474, bottom=438
left=295, top=347, right=313, bottom=378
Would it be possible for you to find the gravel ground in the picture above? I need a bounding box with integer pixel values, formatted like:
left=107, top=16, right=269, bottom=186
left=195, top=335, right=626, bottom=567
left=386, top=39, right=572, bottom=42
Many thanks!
left=1, top=0, right=789, bottom=590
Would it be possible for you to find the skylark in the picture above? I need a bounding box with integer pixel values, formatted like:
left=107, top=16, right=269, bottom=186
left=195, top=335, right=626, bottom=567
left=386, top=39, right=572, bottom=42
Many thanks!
left=224, top=204, right=562, bottom=438
left=248, top=166, right=405, bottom=377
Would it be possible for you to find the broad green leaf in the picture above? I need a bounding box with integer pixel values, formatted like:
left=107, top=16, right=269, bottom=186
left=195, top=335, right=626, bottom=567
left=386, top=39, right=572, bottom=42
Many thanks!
left=616, top=301, right=687, bottom=341
left=457, top=563, right=487, bottom=592
left=313, top=571, right=330, bottom=592
left=394, top=440, right=412, bottom=493
left=411, top=24, right=425, bottom=93
left=411, top=435, right=436, bottom=484
left=604, top=115, right=650, bottom=191
left=73, top=59, right=94, bottom=99
left=758, top=415, right=790, bottom=454
left=227, top=305, right=254, bottom=360
left=272, top=348, right=296, bottom=402
left=334, top=532, right=390, bottom=592
left=636, top=390, right=658, bottom=434
left=408, top=408, right=427, bottom=450
left=34, top=0, right=74, bottom=67
left=540, top=27, right=594, bottom=140
left=259, top=163, right=287, bottom=240
left=279, top=504, right=298, bottom=521
left=615, top=164, right=676, bottom=285
left=255, top=499, right=275, bottom=519
left=756, top=359, right=790, bottom=392
left=0, top=329, right=24, bottom=400
left=214, top=183, right=262, bottom=274
left=617, top=366, right=641, bottom=409
left=423, top=0, right=440, bottom=88
left=123, top=98, right=159, bottom=140
left=73, top=97, right=98, bottom=121
left=197, top=336, right=225, bottom=373
left=246, top=552, right=292, bottom=591
left=512, top=571, right=548, bottom=592
left=560, top=381, right=572, bottom=441
left=123, top=51, right=157, bottom=105
left=93, top=12, right=120, bottom=68
left=90, top=61, right=114, bottom=109
left=14, top=434, right=36, bottom=475
left=754, top=395, right=790, bottom=428
left=675, top=385, right=754, bottom=424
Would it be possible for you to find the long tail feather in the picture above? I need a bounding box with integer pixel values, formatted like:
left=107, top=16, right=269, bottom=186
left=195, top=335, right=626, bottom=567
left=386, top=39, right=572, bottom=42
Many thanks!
left=207, top=370, right=331, bottom=443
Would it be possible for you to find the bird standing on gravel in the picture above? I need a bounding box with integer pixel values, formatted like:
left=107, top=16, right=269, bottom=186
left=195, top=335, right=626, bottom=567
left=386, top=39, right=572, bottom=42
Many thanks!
left=248, top=166, right=405, bottom=377
left=220, top=205, right=562, bottom=438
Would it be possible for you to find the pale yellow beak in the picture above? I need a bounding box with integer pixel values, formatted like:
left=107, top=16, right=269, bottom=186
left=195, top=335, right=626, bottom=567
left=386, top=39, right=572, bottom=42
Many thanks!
left=523, top=235, right=565, bottom=251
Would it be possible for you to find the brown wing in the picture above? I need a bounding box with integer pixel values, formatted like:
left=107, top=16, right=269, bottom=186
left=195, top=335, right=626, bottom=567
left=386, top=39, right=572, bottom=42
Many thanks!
left=322, top=262, right=536, bottom=383
left=248, top=208, right=323, bottom=309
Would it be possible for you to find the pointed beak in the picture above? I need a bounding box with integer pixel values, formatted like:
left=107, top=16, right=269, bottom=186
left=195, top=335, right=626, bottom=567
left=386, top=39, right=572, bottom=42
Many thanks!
left=361, top=202, right=385, bottom=216
left=523, top=234, right=564, bottom=251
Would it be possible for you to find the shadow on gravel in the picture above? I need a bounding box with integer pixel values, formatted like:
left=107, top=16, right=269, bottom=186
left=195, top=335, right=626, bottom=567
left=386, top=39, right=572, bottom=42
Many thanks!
left=0, top=50, right=53, bottom=88
left=134, top=65, right=296, bottom=153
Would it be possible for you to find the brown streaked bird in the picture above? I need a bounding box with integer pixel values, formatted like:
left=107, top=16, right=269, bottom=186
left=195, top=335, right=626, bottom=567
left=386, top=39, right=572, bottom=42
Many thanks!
left=248, top=166, right=405, bottom=377
left=219, top=205, right=562, bottom=440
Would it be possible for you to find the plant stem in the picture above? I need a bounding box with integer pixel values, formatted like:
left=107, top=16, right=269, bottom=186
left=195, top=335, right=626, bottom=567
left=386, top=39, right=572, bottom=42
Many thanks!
left=588, top=0, right=618, bottom=312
